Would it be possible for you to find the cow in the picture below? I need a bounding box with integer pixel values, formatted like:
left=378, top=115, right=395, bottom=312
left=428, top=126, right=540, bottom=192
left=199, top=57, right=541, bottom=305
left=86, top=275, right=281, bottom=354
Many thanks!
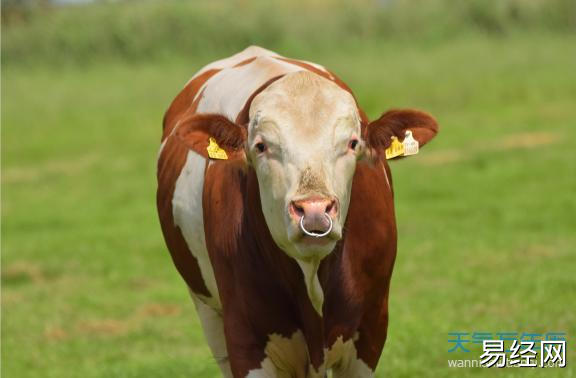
left=157, top=46, right=438, bottom=377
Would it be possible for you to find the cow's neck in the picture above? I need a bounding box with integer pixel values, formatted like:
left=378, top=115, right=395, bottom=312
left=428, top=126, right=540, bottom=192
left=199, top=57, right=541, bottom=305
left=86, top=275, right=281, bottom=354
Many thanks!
left=244, top=169, right=328, bottom=318
left=242, top=176, right=328, bottom=370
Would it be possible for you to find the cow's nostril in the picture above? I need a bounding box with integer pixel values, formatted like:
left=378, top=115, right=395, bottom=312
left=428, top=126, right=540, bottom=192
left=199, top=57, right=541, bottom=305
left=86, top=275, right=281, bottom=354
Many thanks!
left=324, top=199, right=338, bottom=217
left=325, top=200, right=336, bottom=214
left=291, top=202, right=305, bottom=217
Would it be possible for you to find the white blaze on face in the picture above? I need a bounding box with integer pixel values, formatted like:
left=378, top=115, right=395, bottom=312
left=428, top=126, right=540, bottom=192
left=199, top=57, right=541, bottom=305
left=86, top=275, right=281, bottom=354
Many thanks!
left=247, top=71, right=362, bottom=314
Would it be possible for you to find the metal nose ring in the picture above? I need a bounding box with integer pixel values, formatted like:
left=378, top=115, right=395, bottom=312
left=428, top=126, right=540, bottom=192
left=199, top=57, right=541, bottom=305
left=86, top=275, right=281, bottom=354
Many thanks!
left=299, top=214, right=333, bottom=238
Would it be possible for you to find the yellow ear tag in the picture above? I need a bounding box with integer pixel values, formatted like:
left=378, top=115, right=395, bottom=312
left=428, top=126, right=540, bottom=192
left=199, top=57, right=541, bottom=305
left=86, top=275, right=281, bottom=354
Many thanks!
left=402, top=130, right=419, bottom=156
left=385, top=136, right=405, bottom=159
left=206, top=137, right=228, bottom=160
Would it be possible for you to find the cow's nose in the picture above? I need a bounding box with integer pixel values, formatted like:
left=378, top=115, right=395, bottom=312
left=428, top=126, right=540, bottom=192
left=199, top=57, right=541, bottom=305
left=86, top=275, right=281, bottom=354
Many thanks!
left=289, top=198, right=338, bottom=234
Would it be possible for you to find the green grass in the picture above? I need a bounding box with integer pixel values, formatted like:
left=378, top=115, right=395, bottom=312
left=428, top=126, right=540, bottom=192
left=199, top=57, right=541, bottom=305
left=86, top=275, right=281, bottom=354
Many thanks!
left=3, top=27, right=576, bottom=378
left=2, top=0, right=575, bottom=67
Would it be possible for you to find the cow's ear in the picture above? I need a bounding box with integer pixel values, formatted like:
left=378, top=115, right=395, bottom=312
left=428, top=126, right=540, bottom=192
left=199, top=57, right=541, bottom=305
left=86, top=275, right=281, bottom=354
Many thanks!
left=363, top=109, right=438, bottom=158
left=175, top=113, right=247, bottom=160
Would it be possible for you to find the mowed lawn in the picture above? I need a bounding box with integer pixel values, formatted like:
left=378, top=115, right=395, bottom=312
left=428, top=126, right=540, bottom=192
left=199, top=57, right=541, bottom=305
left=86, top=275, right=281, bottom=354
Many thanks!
left=2, top=35, right=575, bottom=377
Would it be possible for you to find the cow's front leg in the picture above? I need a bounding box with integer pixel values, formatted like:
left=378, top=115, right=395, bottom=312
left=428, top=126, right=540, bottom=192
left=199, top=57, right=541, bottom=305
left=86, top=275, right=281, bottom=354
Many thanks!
left=192, top=296, right=233, bottom=377
left=223, top=313, right=315, bottom=378
left=331, top=299, right=389, bottom=378
left=325, top=334, right=374, bottom=378
left=330, top=349, right=374, bottom=378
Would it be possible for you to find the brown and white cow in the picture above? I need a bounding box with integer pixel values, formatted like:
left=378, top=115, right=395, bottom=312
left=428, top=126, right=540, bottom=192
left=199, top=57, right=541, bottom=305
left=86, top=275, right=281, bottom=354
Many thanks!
left=157, top=46, right=438, bottom=377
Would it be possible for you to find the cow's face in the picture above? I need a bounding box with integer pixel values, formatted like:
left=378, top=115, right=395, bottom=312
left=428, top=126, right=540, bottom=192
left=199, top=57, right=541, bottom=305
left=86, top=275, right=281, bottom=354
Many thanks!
left=247, top=72, right=362, bottom=261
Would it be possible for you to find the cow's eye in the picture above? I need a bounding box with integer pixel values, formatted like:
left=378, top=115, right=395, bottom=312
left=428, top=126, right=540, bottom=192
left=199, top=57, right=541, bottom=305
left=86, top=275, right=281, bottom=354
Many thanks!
left=255, top=142, right=267, bottom=153
left=349, top=139, right=359, bottom=151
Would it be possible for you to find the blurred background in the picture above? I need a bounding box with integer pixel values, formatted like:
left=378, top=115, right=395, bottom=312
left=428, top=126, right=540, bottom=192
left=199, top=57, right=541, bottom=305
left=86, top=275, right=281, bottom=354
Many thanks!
left=2, top=0, right=575, bottom=377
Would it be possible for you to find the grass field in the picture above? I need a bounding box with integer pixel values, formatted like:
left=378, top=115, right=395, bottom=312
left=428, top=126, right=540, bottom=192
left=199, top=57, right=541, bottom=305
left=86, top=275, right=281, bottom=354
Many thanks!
left=2, top=2, right=576, bottom=377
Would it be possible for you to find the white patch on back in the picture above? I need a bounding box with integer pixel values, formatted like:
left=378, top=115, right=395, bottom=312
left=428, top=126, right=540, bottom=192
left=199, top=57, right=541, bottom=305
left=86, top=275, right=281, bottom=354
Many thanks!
left=187, top=45, right=330, bottom=85
left=189, top=45, right=279, bottom=83
left=172, top=150, right=220, bottom=309
left=195, top=56, right=304, bottom=121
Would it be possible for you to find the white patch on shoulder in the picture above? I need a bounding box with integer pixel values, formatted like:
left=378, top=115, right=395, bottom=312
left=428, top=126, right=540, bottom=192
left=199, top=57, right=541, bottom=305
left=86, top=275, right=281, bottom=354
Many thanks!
left=172, top=150, right=220, bottom=309
left=195, top=56, right=304, bottom=121
left=327, top=333, right=374, bottom=378
left=247, top=330, right=322, bottom=378
left=189, top=45, right=279, bottom=83
left=192, top=295, right=232, bottom=378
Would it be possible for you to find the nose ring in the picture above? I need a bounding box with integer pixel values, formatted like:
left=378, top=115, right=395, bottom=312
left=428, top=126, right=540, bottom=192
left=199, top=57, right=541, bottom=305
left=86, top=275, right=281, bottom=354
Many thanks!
left=299, top=214, right=333, bottom=238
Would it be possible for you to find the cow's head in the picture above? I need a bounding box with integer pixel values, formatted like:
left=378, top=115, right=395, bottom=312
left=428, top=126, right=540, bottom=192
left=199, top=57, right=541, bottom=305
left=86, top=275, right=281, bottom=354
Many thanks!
left=180, top=70, right=438, bottom=312
left=245, top=71, right=438, bottom=261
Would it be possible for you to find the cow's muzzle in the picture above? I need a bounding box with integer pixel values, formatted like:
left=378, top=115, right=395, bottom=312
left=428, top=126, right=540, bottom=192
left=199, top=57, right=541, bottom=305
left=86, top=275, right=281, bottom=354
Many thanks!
left=289, top=197, right=338, bottom=238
